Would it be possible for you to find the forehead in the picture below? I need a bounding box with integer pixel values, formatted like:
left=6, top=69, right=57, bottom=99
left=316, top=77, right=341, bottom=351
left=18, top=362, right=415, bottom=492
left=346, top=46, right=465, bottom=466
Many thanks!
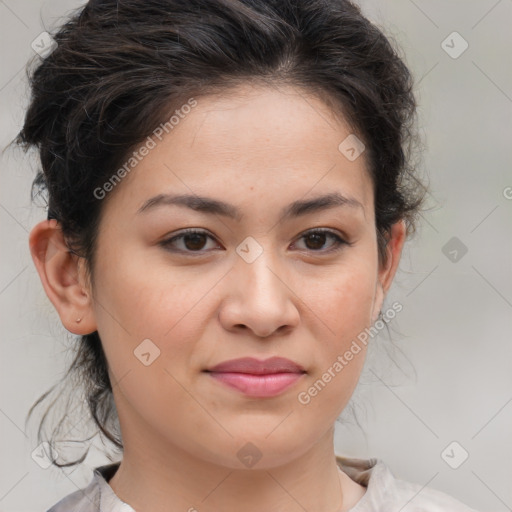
left=100, top=83, right=374, bottom=221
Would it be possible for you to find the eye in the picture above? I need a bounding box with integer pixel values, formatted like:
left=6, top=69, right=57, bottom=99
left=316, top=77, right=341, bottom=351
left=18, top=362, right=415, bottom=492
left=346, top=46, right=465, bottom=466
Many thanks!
left=292, top=229, right=350, bottom=254
left=159, top=229, right=221, bottom=255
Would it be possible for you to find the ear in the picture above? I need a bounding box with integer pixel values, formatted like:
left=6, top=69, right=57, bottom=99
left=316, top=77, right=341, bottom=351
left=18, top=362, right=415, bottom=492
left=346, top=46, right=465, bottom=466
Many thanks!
left=371, top=219, right=406, bottom=324
left=29, top=219, right=97, bottom=335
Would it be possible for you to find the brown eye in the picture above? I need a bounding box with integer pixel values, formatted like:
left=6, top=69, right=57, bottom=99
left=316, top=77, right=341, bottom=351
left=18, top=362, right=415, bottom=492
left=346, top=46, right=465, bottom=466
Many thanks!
left=293, top=229, right=349, bottom=253
left=304, top=232, right=328, bottom=250
left=181, top=232, right=208, bottom=251
left=160, top=229, right=220, bottom=254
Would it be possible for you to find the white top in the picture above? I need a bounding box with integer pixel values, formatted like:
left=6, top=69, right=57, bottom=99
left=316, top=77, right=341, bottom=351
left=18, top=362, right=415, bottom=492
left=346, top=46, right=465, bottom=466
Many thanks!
left=46, top=455, right=480, bottom=511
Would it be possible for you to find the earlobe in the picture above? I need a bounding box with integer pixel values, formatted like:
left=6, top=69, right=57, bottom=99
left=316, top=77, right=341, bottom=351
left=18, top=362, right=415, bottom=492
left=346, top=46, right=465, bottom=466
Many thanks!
left=29, top=220, right=97, bottom=335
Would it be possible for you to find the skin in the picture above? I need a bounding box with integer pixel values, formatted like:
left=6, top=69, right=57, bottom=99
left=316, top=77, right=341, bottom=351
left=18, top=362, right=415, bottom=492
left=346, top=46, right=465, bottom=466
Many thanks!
left=30, top=83, right=405, bottom=512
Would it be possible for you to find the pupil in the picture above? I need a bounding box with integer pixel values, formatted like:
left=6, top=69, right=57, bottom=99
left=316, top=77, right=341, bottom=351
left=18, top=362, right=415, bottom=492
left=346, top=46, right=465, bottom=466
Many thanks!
left=185, top=234, right=206, bottom=250
left=306, top=233, right=325, bottom=250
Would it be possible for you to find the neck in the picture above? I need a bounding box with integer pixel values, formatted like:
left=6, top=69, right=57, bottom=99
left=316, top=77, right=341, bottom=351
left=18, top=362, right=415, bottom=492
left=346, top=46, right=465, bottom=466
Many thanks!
left=107, top=426, right=364, bottom=512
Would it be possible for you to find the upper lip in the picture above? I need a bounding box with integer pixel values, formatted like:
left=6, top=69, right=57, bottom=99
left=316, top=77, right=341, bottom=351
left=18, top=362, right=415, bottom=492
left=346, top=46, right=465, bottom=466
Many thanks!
left=206, top=357, right=306, bottom=374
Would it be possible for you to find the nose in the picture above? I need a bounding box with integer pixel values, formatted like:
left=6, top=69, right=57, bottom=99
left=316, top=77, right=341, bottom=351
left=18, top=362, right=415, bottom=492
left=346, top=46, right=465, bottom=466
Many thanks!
left=218, top=246, right=300, bottom=338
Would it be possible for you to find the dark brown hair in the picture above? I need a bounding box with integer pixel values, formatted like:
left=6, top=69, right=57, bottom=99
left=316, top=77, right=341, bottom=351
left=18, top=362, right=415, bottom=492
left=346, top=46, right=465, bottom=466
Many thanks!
left=14, top=0, right=427, bottom=467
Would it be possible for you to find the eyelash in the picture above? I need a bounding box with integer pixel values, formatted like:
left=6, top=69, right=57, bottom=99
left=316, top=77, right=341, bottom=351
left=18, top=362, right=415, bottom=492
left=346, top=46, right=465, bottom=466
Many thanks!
left=159, top=228, right=351, bottom=256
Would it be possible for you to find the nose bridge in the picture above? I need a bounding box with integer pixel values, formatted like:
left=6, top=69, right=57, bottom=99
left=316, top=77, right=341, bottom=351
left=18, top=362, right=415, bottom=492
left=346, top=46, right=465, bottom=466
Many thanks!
left=235, top=235, right=284, bottom=300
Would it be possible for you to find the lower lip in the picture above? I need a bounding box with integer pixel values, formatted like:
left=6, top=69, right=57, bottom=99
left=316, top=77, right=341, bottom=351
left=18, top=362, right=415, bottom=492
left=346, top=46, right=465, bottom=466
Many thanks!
left=207, top=371, right=305, bottom=397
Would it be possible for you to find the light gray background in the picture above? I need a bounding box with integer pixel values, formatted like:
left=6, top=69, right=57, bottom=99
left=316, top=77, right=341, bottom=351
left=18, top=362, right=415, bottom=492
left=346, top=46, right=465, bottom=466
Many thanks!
left=1, top=1, right=511, bottom=511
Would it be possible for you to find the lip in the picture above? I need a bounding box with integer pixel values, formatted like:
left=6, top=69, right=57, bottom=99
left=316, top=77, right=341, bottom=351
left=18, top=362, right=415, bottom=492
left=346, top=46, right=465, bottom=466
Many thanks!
left=206, top=356, right=306, bottom=374
left=204, top=357, right=306, bottom=398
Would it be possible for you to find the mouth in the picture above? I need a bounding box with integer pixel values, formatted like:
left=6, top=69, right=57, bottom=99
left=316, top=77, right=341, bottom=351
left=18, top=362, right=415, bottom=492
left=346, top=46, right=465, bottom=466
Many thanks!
left=203, top=356, right=306, bottom=398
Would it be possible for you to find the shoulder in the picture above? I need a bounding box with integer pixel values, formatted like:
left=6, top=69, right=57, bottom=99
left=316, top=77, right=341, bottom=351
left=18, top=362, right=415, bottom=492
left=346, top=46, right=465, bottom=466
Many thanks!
left=336, top=455, right=480, bottom=512
left=46, top=479, right=100, bottom=512
left=46, top=463, right=120, bottom=512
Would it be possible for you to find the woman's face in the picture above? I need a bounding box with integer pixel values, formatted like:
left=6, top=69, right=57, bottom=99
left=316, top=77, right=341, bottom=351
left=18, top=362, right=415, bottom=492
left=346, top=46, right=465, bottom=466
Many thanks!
left=75, top=84, right=404, bottom=468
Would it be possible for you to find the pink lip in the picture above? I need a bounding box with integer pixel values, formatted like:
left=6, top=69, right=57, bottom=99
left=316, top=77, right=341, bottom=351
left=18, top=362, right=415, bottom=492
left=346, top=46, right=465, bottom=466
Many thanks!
left=205, top=357, right=306, bottom=398
left=208, top=372, right=304, bottom=397
left=207, top=356, right=305, bottom=374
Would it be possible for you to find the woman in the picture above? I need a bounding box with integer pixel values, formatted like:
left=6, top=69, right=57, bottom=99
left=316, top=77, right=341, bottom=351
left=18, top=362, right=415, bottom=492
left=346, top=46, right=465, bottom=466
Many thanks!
left=15, top=0, right=479, bottom=510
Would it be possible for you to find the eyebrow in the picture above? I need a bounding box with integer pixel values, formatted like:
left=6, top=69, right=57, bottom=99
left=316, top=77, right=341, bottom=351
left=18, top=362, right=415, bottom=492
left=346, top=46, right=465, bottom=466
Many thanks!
left=137, top=191, right=364, bottom=222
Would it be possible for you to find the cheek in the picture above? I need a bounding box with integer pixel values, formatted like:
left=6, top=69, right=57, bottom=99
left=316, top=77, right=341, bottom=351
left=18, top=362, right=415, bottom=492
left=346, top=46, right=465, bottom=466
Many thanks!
left=90, top=246, right=210, bottom=383
left=305, top=255, right=378, bottom=341
left=293, top=255, right=376, bottom=409
left=93, top=242, right=203, bottom=333
left=91, top=256, right=206, bottom=431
